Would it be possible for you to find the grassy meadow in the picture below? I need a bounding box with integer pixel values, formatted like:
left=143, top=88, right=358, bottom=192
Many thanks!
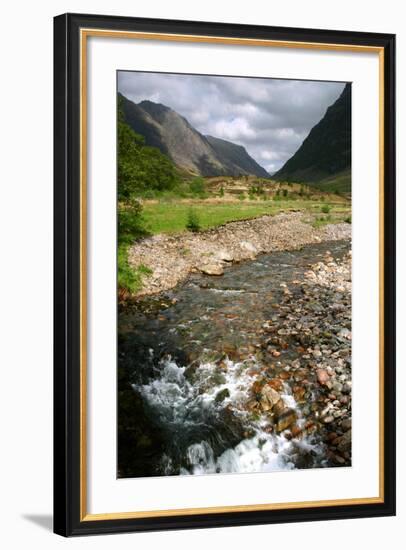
left=142, top=197, right=351, bottom=235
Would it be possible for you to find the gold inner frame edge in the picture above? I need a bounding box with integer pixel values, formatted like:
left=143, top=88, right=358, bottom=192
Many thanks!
left=79, top=28, right=385, bottom=522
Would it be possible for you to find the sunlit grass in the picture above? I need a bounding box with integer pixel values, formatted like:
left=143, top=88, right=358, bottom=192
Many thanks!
left=141, top=199, right=351, bottom=234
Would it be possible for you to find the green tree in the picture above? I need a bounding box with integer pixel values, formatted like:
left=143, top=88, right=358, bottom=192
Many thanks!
left=117, top=117, right=146, bottom=200
left=117, top=97, right=179, bottom=199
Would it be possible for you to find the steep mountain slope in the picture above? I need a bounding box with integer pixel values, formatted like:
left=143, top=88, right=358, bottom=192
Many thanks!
left=274, top=84, right=351, bottom=191
left=206, top=136, right=269, bottom=178
left=119, top=93, right=268, bottom=177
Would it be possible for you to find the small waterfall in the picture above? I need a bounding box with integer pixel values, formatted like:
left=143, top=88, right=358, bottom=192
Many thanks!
left=134, top=354, right=325, bottom=476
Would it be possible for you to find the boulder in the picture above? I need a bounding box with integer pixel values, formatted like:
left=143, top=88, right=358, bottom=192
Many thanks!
left=198, top=263, right=224, bottom=276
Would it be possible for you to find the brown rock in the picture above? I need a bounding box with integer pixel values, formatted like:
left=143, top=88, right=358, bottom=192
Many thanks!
left=275, top=409, right=297, bottom=433
left=260, top=385, right=281, bottom=412
left=316, top=368, right=330, bottom=386
left=273, top=400, right=286, bottom=415
left=268, top=379, right=284, bottom=391
left=291, top=425, right=302, bottom=438
left=293, top=385, right=306, bottom=402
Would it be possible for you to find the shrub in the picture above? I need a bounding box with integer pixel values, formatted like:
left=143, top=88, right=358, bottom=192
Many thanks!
left=117, top=199, right=147, bottom=247
left=189, top=177, right=206, bottom=196
left=219, top=186, right=225, bottom=197
left=282, top=189, right=288, bottom=198
left=321, top=204, right=331, bottom=214
left=142, top=189, right=156, bottom=199
left=345, top=216, right=352, bottom=224
left=186, top=209, right=201, bottom=232
left=238, top=193, right=246, bottom=201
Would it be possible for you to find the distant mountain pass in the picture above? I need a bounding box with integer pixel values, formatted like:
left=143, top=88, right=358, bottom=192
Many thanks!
left=274, top=84, right=351, bottom=192
left=119, top=93, right=269, bottom=178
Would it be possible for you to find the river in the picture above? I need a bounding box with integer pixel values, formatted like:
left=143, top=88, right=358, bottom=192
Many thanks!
left=118, top=239, right=351, bottom=477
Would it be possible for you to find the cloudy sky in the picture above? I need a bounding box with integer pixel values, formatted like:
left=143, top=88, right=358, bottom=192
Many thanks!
left=118, top=71, right=345, bottom=173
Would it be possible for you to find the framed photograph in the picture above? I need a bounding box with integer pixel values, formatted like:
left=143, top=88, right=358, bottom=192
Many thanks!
left=54, top=13, right=396, bottom=536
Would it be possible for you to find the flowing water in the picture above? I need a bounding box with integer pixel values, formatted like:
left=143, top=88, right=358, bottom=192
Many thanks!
left=118, top=240, right=349, bottom=477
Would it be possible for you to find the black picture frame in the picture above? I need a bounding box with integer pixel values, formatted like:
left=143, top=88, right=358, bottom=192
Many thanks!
left=54, top=12, right=396, bottom=537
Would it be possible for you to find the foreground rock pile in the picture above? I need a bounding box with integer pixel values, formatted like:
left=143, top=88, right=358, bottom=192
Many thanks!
left=128, top=212, right=351, bottom=296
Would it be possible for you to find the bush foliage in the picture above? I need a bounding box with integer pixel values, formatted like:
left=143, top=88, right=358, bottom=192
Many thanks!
left=186, top=208, right=201, bottom=232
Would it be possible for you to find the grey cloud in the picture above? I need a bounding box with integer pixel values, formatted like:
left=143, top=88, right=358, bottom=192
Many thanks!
left=118, top=72, right=345, bottom=173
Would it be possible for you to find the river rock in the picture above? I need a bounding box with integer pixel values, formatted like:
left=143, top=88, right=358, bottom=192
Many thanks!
left=338, top=328, right=351, bottom=340
left=337, top=429, right=352, bottom=452
left=215, top=250, right=234, bottom=262
left=215, top=388, right=230, bottom=403
left=293, top=385, right=306, bottom=403
left=198, top=263, right=224, bottom=276
left=342, top=382, right=352, bottom=394
left=240, top=241, right=257, bottom=257
left=260, top=385, right=281, bottom=412
left=316, top=368, right=330, bottom=386
left=275, top=409, right=297, bottom=432
left=341, top=418, right=352, bottom=432
left=268, top=378, right=284, bottom=391
left=291, top=424, right=302, bottom=438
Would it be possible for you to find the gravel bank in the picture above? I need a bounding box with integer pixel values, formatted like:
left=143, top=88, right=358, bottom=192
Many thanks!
left=128, top=212, right=351, bottom=297
left=252, top=249, right=352, bottom=466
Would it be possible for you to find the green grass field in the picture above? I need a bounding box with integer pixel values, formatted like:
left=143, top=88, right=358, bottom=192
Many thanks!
left=142, top=199, right=351, bottom=235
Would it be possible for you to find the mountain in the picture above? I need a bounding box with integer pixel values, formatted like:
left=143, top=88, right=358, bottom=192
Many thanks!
left=119, top=93, right=269, bottom=178
left=205, top=136, right=269, bottom=178
left=274, top=84, right=351, bottom=192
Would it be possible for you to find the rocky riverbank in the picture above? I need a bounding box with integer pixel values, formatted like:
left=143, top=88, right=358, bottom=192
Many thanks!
left=248, top=248, right=352, bottom=466
left=127, top=212, right=351, bottom=297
